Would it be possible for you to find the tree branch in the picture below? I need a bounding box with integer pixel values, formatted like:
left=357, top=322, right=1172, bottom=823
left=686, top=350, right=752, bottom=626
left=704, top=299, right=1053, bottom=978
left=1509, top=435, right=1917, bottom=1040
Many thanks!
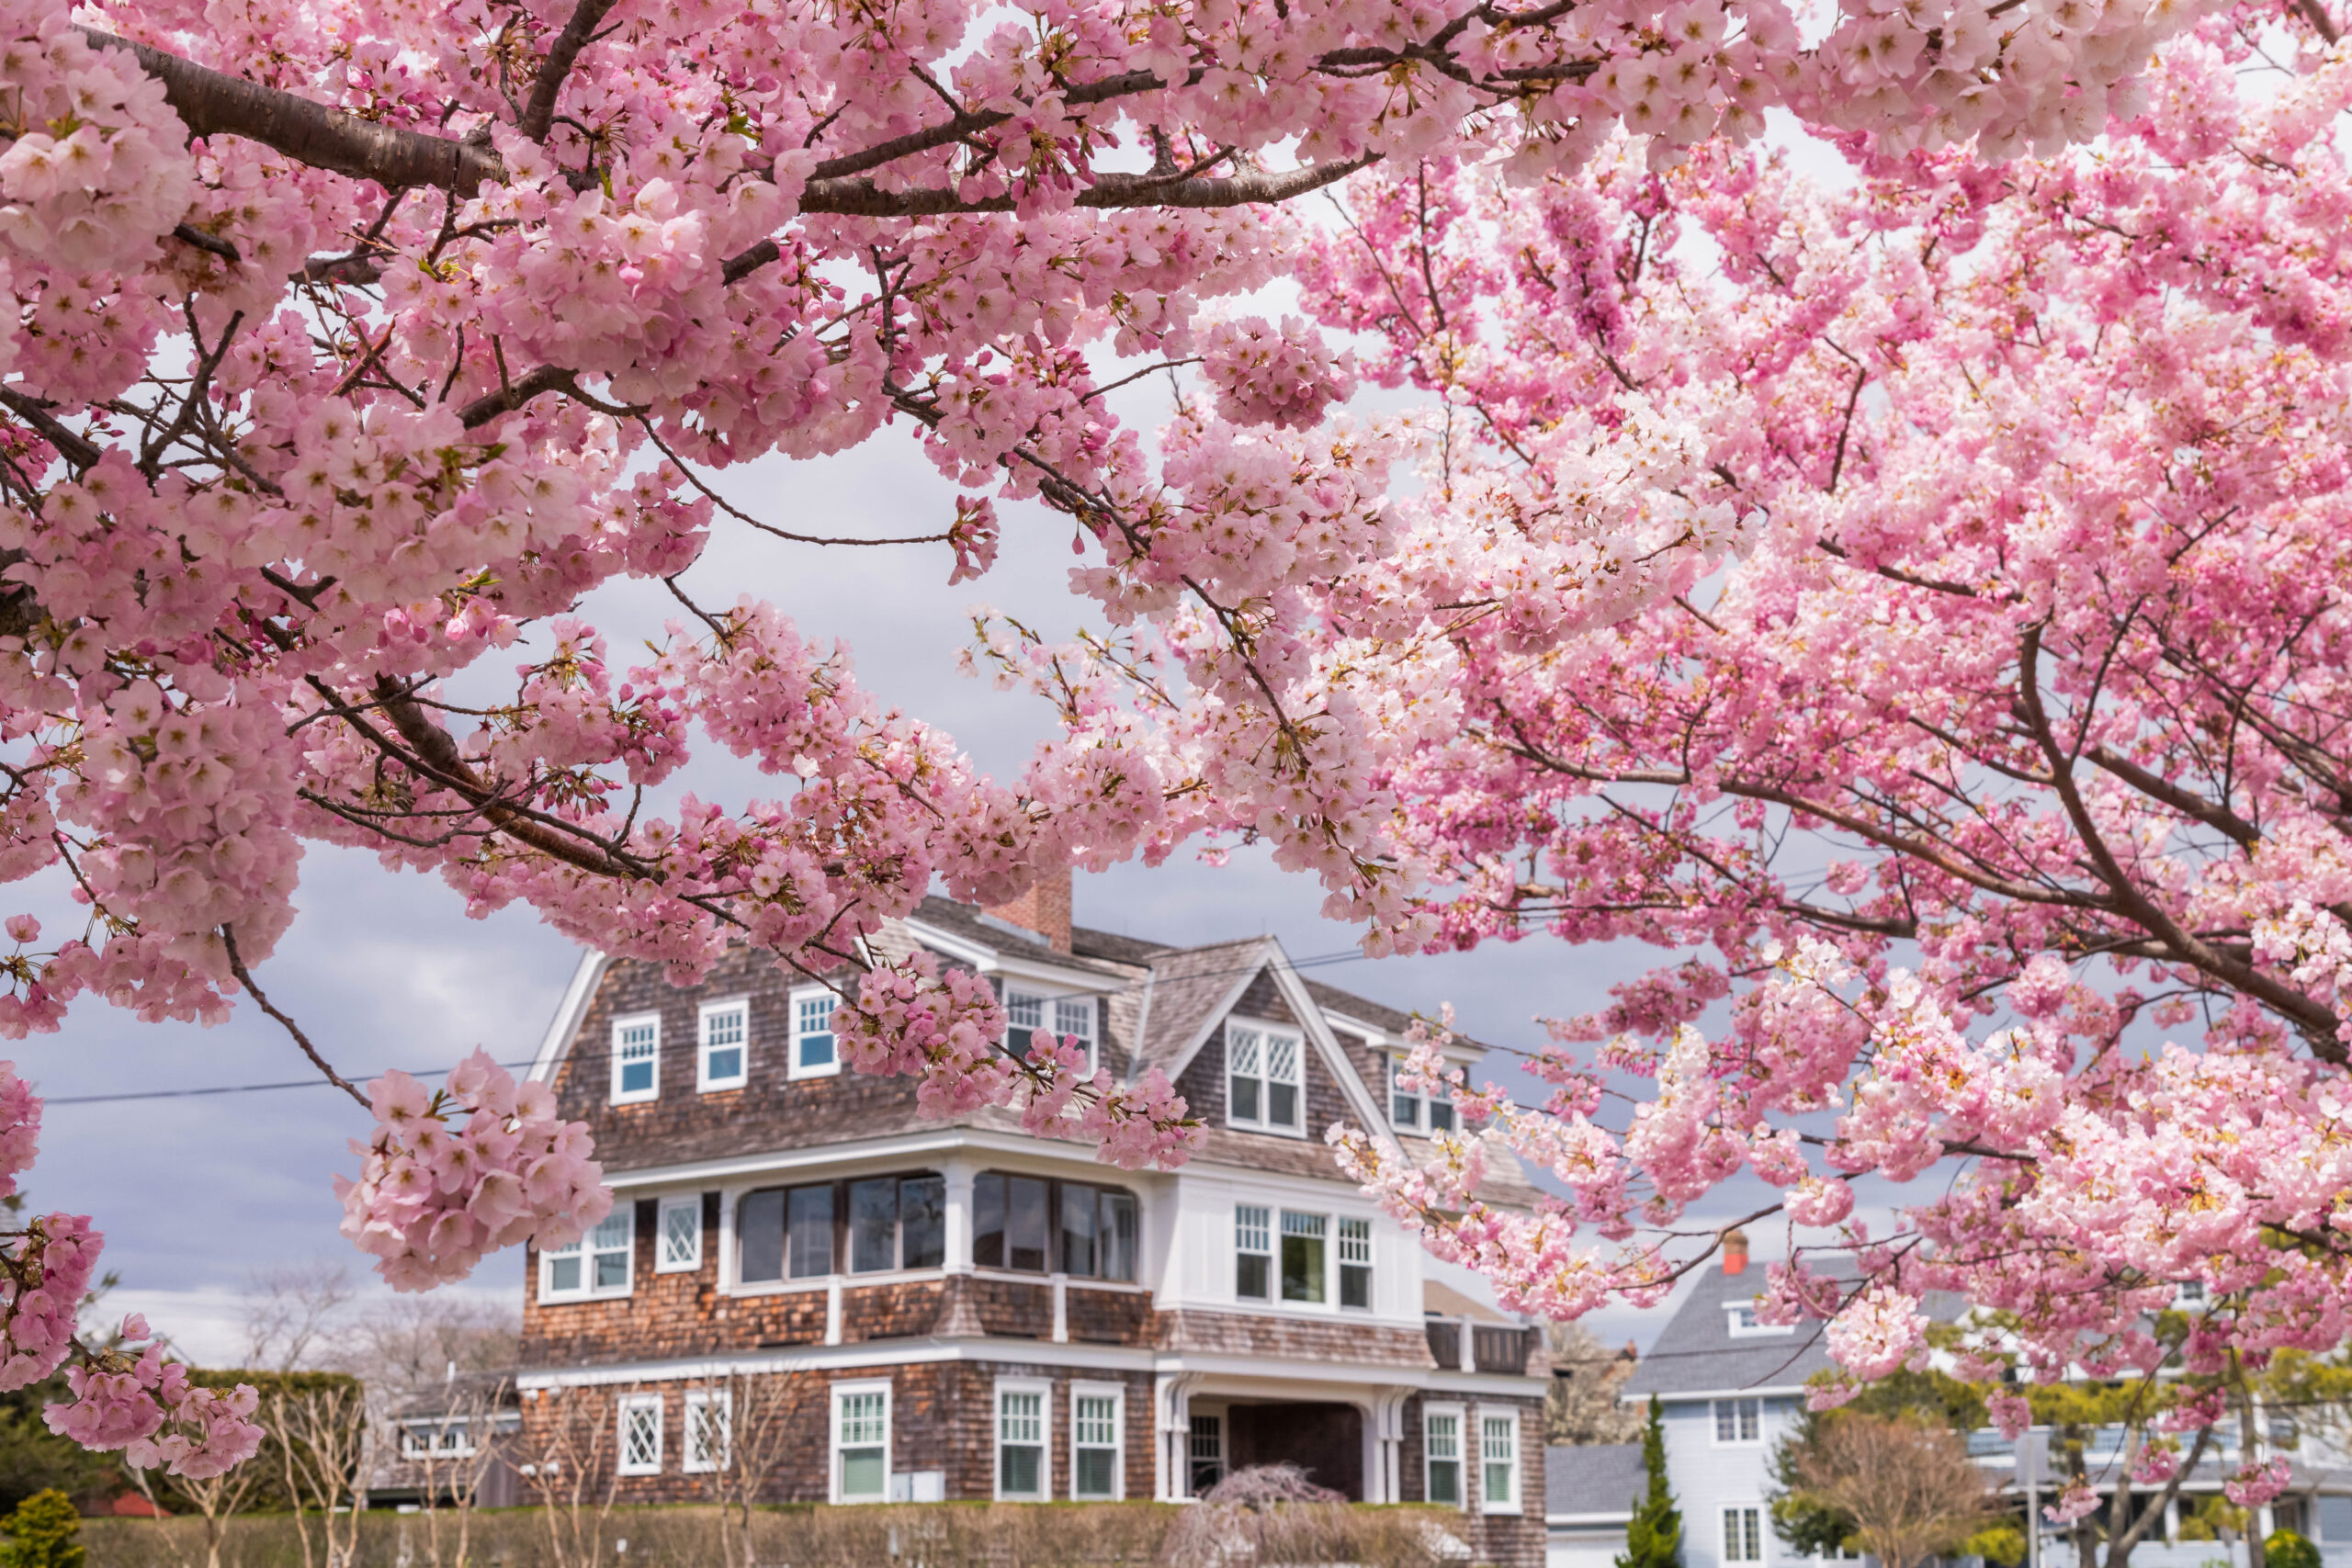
left=517, top=0, right=624, bottom=142
left=221, top=924, right=369, bottom=1109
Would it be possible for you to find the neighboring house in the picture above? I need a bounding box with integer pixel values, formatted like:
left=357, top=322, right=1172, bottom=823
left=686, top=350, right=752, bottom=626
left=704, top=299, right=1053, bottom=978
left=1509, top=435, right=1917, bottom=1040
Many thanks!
left=369, top=1372, right=525, bottom=1510
left=1545, top=1441, right=1639, bottom=1568
left=1548, top=1239, right=2352, bottom=1568
left=511, top=871, right=1553, bottom=1565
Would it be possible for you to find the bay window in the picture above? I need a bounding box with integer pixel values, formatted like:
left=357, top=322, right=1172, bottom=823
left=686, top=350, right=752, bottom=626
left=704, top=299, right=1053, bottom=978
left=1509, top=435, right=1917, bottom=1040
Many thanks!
left=1281, top=1212, right=1328, bottom=1303
left=1339, top=1217, right=1373, bottom=1309
left=736, top=1173, right=944, bottom=1284
left=972, top=1173, right=1136, bottom=1280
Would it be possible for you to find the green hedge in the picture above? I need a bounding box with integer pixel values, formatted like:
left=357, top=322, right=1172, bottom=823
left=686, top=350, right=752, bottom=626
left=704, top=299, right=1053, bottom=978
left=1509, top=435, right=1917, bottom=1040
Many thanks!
left=80, top=1499, right=1476, bottom=1568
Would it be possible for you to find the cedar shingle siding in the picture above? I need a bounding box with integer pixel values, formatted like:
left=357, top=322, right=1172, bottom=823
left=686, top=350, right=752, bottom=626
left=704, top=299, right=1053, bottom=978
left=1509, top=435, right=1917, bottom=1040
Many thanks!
left=510, top=892, right=1550, bottom=1567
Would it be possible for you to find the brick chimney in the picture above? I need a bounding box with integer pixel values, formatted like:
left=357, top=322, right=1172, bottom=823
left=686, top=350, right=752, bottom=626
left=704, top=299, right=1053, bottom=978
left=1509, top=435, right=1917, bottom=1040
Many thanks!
left=1722, top=1226, right=1750, bottom=1277
left=985, top=864, right=1072, bottom=953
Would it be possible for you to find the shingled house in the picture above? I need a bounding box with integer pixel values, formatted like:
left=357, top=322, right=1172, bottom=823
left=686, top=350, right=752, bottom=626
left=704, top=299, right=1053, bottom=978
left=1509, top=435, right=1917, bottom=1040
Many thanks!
left=513, top=871, right=1552, bottom=1564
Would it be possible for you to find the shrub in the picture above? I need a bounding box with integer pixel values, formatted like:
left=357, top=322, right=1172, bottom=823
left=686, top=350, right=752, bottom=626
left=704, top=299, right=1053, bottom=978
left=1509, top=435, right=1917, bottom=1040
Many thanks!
left=0, top=1490, right=85, bottom=1568
left=2267, top=1530, right=2322, bottom=1568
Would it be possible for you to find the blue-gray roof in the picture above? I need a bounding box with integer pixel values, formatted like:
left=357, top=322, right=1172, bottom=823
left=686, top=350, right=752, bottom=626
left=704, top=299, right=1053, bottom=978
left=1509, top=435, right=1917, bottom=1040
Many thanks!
left=1546, top=1443, right=1645, bottom=1520
left=1620, top=1263, right=1841, bottom=1399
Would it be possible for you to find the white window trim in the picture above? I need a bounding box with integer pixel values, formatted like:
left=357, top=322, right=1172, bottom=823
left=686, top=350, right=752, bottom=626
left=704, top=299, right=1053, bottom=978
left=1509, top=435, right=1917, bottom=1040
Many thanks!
left=789, top=985, right=842, bottom=1081
left=1423, top=1401, right=1466, bottom=1511
left=611, top=1012, right=661, bottom=1105
left=1712, top=1396, right=1764, bottom=1448
left=538, top=1206, right=635, bottom=1304
left=1726, top=1304, right=1796, bottom=1338
left=1723, top=1503, right=1767, bottom=1564
left=1476, top=1404, right=1522, bottom=1516
left=655, top=1195, right=702, bottom=1275
left=1225, top=1017, right=1307, bottom=1135
left=697, top=998, right=751, bottom=1092
left=830, top=1380, right=892, bottom=1505
left=1069, top=1381, right=1125, bottom=1502
left=683, top=1388, right=730, bottom=1474
left=994, top=1376, right=1053, bottom=1503
left=616, top=1393, right=663, bottom=1476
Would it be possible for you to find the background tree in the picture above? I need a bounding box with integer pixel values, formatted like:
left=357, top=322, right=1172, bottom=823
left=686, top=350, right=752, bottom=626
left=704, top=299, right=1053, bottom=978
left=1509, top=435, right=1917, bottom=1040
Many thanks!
left=1781, top=1416, right=1998, bottom=1568
left=1617, top=1397, right=1681, bottom=1568
left=1771, top=1371, right=1989, bottom=1558
left=1547, top=1325, right=1644, bottom=1447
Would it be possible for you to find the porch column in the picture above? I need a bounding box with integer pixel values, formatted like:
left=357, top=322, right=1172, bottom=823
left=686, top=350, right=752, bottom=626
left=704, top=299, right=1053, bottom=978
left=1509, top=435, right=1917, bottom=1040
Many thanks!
left=1155, top=1373, right=1201, bottom=1502
left=943, top=1156, right=977, bottom=1272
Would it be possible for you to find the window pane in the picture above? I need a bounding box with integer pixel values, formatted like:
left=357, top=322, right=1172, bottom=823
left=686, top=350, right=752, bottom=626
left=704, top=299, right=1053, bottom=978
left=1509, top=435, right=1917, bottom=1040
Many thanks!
left=1076, top=1447, right=1115, bottom=1498
left=900, top=1177, right=944, bottom=1269
left=1739, top=1399, right=1759, bottom=1441
left=1430, top=1098, right=1455, bottom=1134
left=1075, top=1396, right=1117, bottom=1446
left=1007, top=991, right=1042, bottom=1057
left=739, top=1190, right=784, bottom=1283
left=1714, top=1401, right=1734, bottom=1443
left=1237, top=1254, right=1270, bottom=1300
left=842, top=1447, right=884, bottom=1498
left=1229, top=1029, right=1261, bottom=1076
left=1101, top=1192, right=1136, bottom=1282
left=973, top=1173, right=1005, bottom=1269
left=1341, top=1263, right=1371, bottom=1310
left=840, top=1393, right=887, bottom=1446
left=848, top=1179, right=898, bottom=1273
left=1265, top=1036, right=1297, bottom=1084
left=550, top=1254, right=581, bottom=1292
left=1230, top=1074, right=1260, bottom=1122
left=707, top=1046, right=741, bottom=1081
left=1426, top=1414, right=1459, bottom=1460
left=797, top=994, right=834, bottom=1068
left=1281, top=1213, right=1326, bottom=1303
left=999, top=1392, right=1042, bottom=1443
left=1392, top=1056, right=1421, bottom=1130
left=1269, top=1080, right=1299, bottom=1128
left=1000, top=1443, right=1039, bottom=1496
left=1007, top=1177, right=1049, bottom=1273
left=1237, top=1206, right=1271, bottom=1252
left=787, top=1185, right=834, bottom=1278
left=594, top=1246, right=629, bottom=1289
left=1056, top=997, right=1094, bottom=1041
left=662, top=1203, right=700, bottom=1269
left=1429, top=1458, right=1460, bottom=1506
left=1188, top=1414, right=1224, bottom=1495
left=1061, top=1182, right=1097, bottom=1278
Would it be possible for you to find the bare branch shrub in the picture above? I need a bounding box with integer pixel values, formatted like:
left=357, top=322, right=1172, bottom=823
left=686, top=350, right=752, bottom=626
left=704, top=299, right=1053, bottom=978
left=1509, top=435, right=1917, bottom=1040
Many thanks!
left=1786, top=1414, right=2001, bottom=1568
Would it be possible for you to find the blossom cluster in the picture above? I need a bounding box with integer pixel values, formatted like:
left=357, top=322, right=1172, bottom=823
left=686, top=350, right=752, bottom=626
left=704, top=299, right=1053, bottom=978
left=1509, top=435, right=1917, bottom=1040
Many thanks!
left=46, top=1317, right=265, bottom=1480
left=335, top=1051, right=613, bottom=1291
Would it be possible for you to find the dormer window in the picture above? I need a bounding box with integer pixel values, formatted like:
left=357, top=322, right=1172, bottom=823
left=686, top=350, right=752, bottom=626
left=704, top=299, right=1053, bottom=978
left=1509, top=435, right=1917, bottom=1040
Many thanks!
left=1005, top=989, right=1097, bottom=1076
left=1390, top=1055, right=1456, bottom=1135
left=1227, top=1021, right=1303, bottom=1133
left=1727, top=1304, right=1795, bottom=1337
left=789, top=987, right=838, bottom=1079
left=611, top=1014, right=660, bottom=1104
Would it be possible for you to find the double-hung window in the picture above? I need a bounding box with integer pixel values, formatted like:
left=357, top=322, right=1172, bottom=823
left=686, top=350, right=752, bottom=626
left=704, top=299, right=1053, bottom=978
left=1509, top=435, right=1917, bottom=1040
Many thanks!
left=1071, top=1385, right=1123, bottom=1500
left=996, top=1382, right=1049, bottom=1500
left=1390, top=1054, right=1457, bottom=1134
left=1005, top=990, right=1099, bottom=1076
left=698, top=999, right=748, bottom=1091
left=1235, top=1206, right=1272, bottom=1302
left=1281, top=1211, right=1328, bottom=1303
left=1480, top=1408, right=1521, bottom=1513
left=1714, top=1397, right=1762, bottom=1445
left=846, top=1175, right=946, bottom=1273
left=684, top=1389, right=730, bottom=1473
left=790, top=987, right=838, bottom=1079
left=656, top=1195, right=702, bottom=1273
left=1226, top=1022, right=1303, bottom=1131
left=1723, top=1506, right=1764, bottom=1563
left=612, top=1014, right=660, bottom=1103
left=1424, top=1404, right=1464, bottom=1506
left=831, top=1382, right=889, bottom=1504
left=541, top=1206, right=633, bottom=1301
left=1338, top=1217, right=1373, bottom=1309
left=616, top=1393, right=662, bottom=1476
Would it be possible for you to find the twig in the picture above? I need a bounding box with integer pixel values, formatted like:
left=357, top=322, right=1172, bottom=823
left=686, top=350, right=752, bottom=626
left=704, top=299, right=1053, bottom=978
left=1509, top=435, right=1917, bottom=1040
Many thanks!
left=221, top=924, right=369, bottom=1109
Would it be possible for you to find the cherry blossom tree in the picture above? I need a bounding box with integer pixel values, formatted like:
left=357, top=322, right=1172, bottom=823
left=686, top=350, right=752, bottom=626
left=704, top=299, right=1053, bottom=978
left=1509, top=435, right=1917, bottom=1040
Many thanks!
left=0, top=0, right=2279, bottom=1477
left=1201, top=0, right=2352, bottom=1505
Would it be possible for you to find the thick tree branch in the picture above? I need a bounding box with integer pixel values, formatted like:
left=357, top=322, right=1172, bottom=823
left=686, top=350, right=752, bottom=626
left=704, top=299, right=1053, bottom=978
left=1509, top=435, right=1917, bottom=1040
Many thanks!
left=517, top=0, right=624, bottom=141
left=75, top=27, right=503, bottom=192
